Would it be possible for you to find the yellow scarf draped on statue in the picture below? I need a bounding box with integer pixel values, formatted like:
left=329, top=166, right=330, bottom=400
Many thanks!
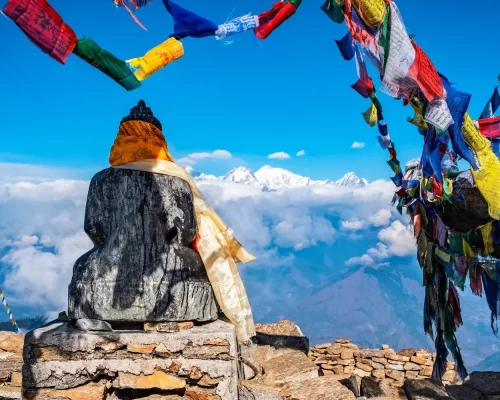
left=109, top=121, right=256, bottom=342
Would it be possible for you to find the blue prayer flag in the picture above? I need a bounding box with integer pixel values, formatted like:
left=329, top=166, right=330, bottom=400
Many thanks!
left=163, top=0, right=218, bottom=39
left=335, top=32, right=355, bottom=60
left=439, top=74, right=478, bottom=170
left=480, top=86, right=500, bottom=119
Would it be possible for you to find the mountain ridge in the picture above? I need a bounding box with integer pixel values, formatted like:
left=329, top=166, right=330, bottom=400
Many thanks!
left=185, top=165, right=369, bottom=190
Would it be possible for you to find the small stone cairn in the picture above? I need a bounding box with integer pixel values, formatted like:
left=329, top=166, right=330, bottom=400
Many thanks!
left=308, top=338, right=457, bottom=386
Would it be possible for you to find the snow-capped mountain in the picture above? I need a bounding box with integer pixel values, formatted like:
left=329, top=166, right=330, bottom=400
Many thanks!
left=186, top=165, right=368, bottom=189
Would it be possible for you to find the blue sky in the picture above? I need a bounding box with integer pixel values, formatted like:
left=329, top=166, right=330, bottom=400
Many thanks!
left=1, top=0, right=499, bottom=181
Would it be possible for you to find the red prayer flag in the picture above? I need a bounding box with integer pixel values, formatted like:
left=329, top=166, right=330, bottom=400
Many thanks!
left=3, top=0, right=77, bottom=64
left=477, top=116, right=500, bottom=139
left=408, top=42, right=444, bottom=102
left=255, top=1, right=296, bottom=40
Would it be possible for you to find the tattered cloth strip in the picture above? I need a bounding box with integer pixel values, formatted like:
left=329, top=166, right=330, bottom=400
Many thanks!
left=114, top=160, right=256, bottom=343
left=482, top=267, right=500, bottom=335
left=127, top=38, right=184, bottom=81
left=434, top=215, right=448, bottom=248
left=408, top=41, right=444, bottom=102
left=114, top=0, right=149, bottom=30
left=73, top=38, right=141, bottom=91
left=470, top=262, right=484, bottom=296
left=440, top=74, right=478, bottom=170
left=480, top=86, right=500, bottom=119
left=254, top=1, right=298, bottom=40
left=362, top=103, right=377, bottom=127
left=109, top=120, right=174, bottom=165
left=351, top=45, right=374, bottom=98
left=462, top=113, right=500, bottom=220
left=350, top=0, right=386, bottom=27
left=3, top=0, right=77, bottom=64
left=335, top=32, right=355, bottom=61
left=480, top=222, right=494, bottom=255
left=424, top=98, right=454, bottom=133
left=321, top=0, right=344, bottom=23
left=380, top=2, right=418, bottom=99
left=215, top=14, right=259, bottom=40
left=406, top=98, right=428, bottom=130
left=163, top=0, right=218, bottom=39
left=477, top=116, right=500, bottom=139
left=0, top=289, right=22, bottom=335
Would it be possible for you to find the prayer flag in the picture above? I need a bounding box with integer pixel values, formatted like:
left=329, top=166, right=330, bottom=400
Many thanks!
left=350, top=0, right=386, bottom=27
left=321, top=0, right=344, bottom=23
left=3, top=0, right=77, bottom=64
left=215, top=14, right=259, bottom=40
left=480, top=86, right=500, bottom=119
left=440, top=74, right=478, bottom=170
left=254, top=1, right=297, bottom=40
left=163, top=0, right=218, bottom=39
left=127, top=37, right=184, bottom=81
left=73, top=38, right=141, bottom=91
left=477, top=116, right=500, bottom=139
left=335, top=32, right=355, bottom=61
left=362, top=103, right=377, bottom=127
left=409, top=42, right=444, bottom=102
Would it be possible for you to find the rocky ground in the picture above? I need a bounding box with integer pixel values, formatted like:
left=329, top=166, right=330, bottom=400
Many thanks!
left=0, top=320, right=498, bottom=399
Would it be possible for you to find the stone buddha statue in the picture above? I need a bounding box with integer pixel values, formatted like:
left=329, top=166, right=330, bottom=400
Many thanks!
left=68, top=101, right=219, bottom=323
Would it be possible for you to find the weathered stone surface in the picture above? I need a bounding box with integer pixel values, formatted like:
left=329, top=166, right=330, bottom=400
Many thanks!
left=353, top=368, right=371, bottom=378
left=257, top=349, right=318, bottom=386
left=386, top=370, right=405, bottom=382
left=238, top=381, right=282, bottom=400
left=410, top=356, right=428, bottom=366
left=75, top=319, right=112, bottom=332
left=253, top=321, right=308, bottom=352
left=373, top=357, right=388, bottom=365
left=442, top=370, right=457, bottom=383
left=419, top=366, right=433, bottom=377
left=21, top=320, right=237, bottom=400
left=381, top=345, right=389, bottom=350
left=403, top=379, right=450, bottom=400
left=144, top=322, right=180, bottom=333
left=336, top=339, right=350, bottom=344
left=372, top=369, right=386, bottom=379
left=344, top=365, right=355, bottom=374
left=406, top=371, right=419, bottom=380
left=179, top=322, right=195, bottom=331
left=356, top=362, right=373, bottom=373
left=386, top=364, right=405, bottom=371
left=22, top=383, right=106, bottom=400
left=11, top=372, right=22, bottom=387
left=0, top=385, right=21, bottom=400
left=389, top=354, right=410, bottom=363
left=404, top=362, right=422, bottom=371
left=341, top=349, right=354, bottom=360
left=446, top=384, right=487, bottom=400
left=398, top=349, right=417, bottom=358
left=287, top=376, right=356, bottom=400
left=372, top=362, right=384, bottom=369
left=0, top=334, right=24, bottom=354
left=68, top=168, right=218, bottom=322
left=464, top=372, right=500, bottom=395
left=114, top=370, right=185, bottom=390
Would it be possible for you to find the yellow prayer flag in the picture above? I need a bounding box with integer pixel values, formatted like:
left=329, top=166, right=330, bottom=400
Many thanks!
left=463, top=238, right=476, bottom=258
left=462, top=113, right=500, bottom=220
left=362, top=103, right=377, bottom=127
left=128, top=38, right=184, bottom=81
left=435, top=248, right=451, bottom=264
left=479, top=222, right=494, bottom=255
left=351, top=0, right=386, bottom=26
left=407, top=98, right=428, bottom=129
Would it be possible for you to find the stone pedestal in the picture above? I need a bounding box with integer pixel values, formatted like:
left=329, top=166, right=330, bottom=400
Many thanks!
left=21, top=319, right=238, bottom=400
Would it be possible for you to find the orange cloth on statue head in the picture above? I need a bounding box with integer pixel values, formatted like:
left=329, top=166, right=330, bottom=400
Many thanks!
left=109, top=120, right=173, bottom=166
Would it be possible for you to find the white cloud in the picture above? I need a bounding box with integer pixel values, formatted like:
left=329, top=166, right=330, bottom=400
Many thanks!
left=189, top=150, right=232, bottom=160
left=268, top=152, right=291, bottom=160
left=351, top=142, right=366, bottom=149
left=0, top=162, right=397, bottom=318
left=346, top=221, right=415, bottom=266
left=177, top=157, right=197, bottom=167
left=296, top=150, right=306, bottom=157
left=369, top=208, right=392, bottom=227
left=341, top=219, right=367, bottom=231
left=377, top=220, right=415, bottom=257
left=177, top=150, right=232, bottom=166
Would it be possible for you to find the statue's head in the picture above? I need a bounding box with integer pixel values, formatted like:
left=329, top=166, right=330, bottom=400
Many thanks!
left=109, top=100, right=173, bottom=166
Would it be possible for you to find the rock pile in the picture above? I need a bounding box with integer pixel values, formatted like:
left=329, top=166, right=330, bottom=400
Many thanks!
left=308, top=339, right=458, bottom=386
left=0, top=332, right=23, bottom=399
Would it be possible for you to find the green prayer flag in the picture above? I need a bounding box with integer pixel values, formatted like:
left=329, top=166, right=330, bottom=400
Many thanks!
left=448, top=232, right=464, bottom=256
left=379, top=5, right=390, bottom=72
left=73, top=38, right=141, bottom=91
left=320, top=0, right=344, bottom=23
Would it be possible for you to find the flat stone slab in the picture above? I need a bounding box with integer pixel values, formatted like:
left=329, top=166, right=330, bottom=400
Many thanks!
left=22, top=320, right=238, bottom=400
